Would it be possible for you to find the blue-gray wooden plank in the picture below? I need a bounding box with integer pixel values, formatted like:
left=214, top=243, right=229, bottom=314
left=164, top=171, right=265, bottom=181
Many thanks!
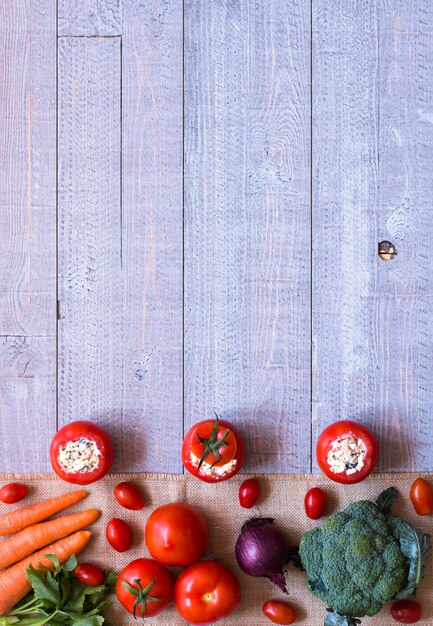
left=57, top=37, right=126, bottom=467
left=121, top=0, right=183, bottom=472
left=0, top=1, right=56, bottom=472
left=376, top=0, right=433, bottom=470
left=58, top=0, right=121, bottom=36
left=312, top=0, right=433, bottom=472
left=312, top=0, right=380, bottom=464
left=0, top=1, right=56, bottom=337
left=0, top=337, right=56, bottom=472
left=184, top=0, right=311, bottom=472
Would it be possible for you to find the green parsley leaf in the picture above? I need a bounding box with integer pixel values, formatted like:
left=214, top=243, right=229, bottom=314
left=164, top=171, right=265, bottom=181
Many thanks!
left=103, top=571, right=118, bottom=589
left=45, top=571, right=60, bottom=598
left=44, top=554, right=61, bottom=571
left=62, top=555, right=78, bottom=572
left=64, top=594, right=85, bottom=613
left=26, top=566, right=59, bottom=604
left=74, top=617, right=105, bottom=626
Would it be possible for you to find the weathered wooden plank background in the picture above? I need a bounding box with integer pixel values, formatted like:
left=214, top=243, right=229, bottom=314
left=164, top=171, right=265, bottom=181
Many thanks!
left=0, top=1, right=57, bottom=472
left=312, top=0, right=433, bottom=472
left=184, top=1, right=311, bottom=473
left=0, top=0, right=432, bottom=474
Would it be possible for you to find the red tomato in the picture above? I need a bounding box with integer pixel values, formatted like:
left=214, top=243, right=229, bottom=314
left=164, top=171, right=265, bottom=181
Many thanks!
left=410, top=477, right=433, bottom=516
left=304, top=487, right=327, bottom=519
left=316, top=420, right=378, bottom=484
left=174, top=560, right=241, bottom=625
left=106, top=518, right=133, bottom=552
left=391, top=599, right=422, bottom=623
left=74, top=563, right=104, bottom=587
left=0, top=483, right=28, bottom=504
left=114, top=482, right=145, bottom=510
left=145, top=502, right=208, bottom=566
left=182, top=414, right=245, bottom=483
left=239, top=478, right=260, bottom=508
left=50, top=420, right=114, bottom=485
left=116, top=558, right=173, bottom=618
left=262, top=599, right=297, bottom=624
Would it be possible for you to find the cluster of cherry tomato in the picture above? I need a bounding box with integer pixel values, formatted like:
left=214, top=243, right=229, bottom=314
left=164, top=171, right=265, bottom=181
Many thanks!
left=104, top=482, right=145, bottom=553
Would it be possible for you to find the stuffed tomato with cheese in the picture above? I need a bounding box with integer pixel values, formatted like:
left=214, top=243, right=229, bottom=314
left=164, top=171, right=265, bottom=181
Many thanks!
left=182, top=414, right=245, bottom=483
left=50, top=420, right=114, bottom=484
left=316, top=420, right=378, bottom=484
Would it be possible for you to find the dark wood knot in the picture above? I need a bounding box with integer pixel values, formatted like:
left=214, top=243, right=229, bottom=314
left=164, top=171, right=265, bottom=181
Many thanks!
left=378, top=240, right=397, bottom=261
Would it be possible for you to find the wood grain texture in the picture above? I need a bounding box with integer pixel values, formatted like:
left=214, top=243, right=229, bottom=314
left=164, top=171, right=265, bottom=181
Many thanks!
left=121, top=0, right=183, bottom=472
left=58, top=0, right=121, bottom=36
left=58, top=37, right=125, bottom=467
left=184, top=0, right=311, bottom=472
left=0, top=1, right=56, bottom=472
left=0, top=337, right=56, bottom=472
left=312, top=0, right=433, bottom=471
left=0, top=1, right=56, bottom=336
left=376, top=0, right=433, bottom=470
left=312, top=0, right=380, bottom=465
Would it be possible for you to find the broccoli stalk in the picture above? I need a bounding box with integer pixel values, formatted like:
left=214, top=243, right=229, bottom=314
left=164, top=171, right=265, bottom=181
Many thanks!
left=296, top=487, right=431, bottom=625
left=324, top=612, right=361, bottom=626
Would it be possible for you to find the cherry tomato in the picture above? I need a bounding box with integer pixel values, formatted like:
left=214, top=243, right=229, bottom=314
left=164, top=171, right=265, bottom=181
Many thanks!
left=239, top=478, right=260, bottom=508
left=74, top=563, right=104, bottom=587
left=182, top=413, right=245, bottom=483
left=174, top=560, right=241, bottom=625
left=114, top=482, right=145, bottom=510
left=50, top=420, right=114, bottom=485
left=262, top=599, right=297, bottom=624
left=304, top=487, right=327, bottom=519
left=145, top=502, right=208, bottom=566
left=116, top=558, right=173, bottom=618
left=410, top=477, right=433, bottom=516
left=391, top=599, right=422, bottom=623
left=0, top=483, right=28, bottom=504
left=106, top=518, right=133, bottom=552
left=316, top=420, right=378, bottom=484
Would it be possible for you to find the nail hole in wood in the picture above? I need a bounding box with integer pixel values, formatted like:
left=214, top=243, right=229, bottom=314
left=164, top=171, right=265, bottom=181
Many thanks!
left=378, top=240, right=397, bottom=261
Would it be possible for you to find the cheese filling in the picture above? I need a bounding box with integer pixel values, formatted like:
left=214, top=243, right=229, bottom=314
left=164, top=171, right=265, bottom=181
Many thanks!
left=190, top=451, right=237, bottom=478
left=327, top=435, right=366, bottom=475
left=58, top=438, right=101, bottom=474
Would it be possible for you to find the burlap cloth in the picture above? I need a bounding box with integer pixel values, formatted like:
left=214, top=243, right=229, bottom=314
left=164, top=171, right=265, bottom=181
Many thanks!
left=0, top=472, right=431, bottom=625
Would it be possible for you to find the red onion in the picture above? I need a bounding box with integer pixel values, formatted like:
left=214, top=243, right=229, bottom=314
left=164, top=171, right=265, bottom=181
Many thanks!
left=235, top=517, right=289, bottom=593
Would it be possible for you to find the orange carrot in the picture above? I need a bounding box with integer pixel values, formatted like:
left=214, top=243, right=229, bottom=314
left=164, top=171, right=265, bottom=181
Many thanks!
left=0, top=508, right=99, bottom=570
left=0, top=530, right=91, bottom=615
left=0, top=490, right=88, bottom=536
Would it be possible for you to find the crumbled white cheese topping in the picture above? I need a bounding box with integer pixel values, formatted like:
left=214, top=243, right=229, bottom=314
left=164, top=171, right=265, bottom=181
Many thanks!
left=327, top=435, right=366, bottom=475
left=190, top=452, right=237, bottom=478
left=58, top=438, right=101, bottom=474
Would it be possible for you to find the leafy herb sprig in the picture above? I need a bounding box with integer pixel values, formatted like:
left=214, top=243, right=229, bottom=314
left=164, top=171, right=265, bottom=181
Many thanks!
left=0, top=555, right=116, bottom=626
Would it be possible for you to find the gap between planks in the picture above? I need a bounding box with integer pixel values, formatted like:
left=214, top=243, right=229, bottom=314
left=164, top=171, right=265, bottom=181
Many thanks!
left=309, top=0, right=313, bottom=473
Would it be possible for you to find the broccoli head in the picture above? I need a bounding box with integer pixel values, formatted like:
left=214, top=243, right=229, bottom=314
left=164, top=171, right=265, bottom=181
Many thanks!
left=298, top=489, right=431, bottom=625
